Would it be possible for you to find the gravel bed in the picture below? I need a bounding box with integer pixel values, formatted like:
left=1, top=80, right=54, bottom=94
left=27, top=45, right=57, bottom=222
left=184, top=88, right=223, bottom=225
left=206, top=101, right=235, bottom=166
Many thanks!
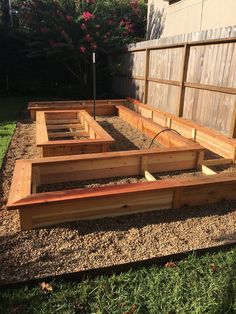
left=97, top=116, right=161, bottom=150
left=0, top=111, right=236, bottom=284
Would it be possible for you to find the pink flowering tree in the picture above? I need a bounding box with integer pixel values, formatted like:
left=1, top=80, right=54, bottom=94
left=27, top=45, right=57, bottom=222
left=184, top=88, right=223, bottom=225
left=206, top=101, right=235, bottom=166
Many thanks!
left=15, top=0, right=146, bottom=96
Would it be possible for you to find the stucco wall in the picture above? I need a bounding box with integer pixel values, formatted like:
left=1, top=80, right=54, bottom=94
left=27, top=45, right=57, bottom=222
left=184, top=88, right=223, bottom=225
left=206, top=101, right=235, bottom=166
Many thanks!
left=148, top=0, right=236, bottom=39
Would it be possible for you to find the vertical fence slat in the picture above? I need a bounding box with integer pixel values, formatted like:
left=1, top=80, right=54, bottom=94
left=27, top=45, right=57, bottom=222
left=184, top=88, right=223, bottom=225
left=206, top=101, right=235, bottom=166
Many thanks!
left=144, top=49, right=150, bottom=104
left=177, top=44, right=190, bottom=117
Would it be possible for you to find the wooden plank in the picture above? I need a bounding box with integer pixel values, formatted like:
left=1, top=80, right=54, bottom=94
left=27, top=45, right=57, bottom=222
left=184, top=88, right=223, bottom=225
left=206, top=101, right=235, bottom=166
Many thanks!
left=36, top=110, right=115, bottom=156
left=7, top=147, right=203, bottom=195
left=7, top=160, right=32, bottom=205
left=178, top=44, right=190, bottom=117
left=229, top=99, right=236, bottom=138
left=144, top=170, right=157, bottom=181
left=203, top=158, right=232, bottom=166
left=184, top=82, right=236, bottom=95
left=117, top=105, right=197, bottom=148
left=42, top=144, right=105, bottom=157
left=144, top=49, right=150, bottom=103
left=28, top=99, right=124, bottom=120
left=127, top=98, right=236, bottom=160
left=47, top=119, right=79, bottom=125
left=201, top=165, right=217, bottom=175
left=48, top=131, right=89, bottom=139
left=8, top=172, right=236, bottom=230
left=19, top=189, right=174, bottom=230
left=32, top=166, right=40, bottom=194
left=126, top=37, right=236, bottom=53
left=36, top=112, right=48, bottom=145
left=47, top=123, right=84, bottom=130
left=79, top=110, right=114, bottom=141
left=147, top=77, right=180, bottom=86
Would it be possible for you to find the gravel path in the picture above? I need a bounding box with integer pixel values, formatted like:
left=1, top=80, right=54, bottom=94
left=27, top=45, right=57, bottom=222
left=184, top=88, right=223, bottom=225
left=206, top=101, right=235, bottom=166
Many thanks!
left=0, top=112, right=236, bottom=284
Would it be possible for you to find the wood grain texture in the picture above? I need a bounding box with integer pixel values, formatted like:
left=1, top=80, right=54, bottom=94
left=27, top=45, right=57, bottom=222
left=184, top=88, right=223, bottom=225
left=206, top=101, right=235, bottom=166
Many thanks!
left=126, top=98, right=236, bottom=161
left=36, top=110, right=115, bottom=157
left=111, top=29, right=236, bottom=137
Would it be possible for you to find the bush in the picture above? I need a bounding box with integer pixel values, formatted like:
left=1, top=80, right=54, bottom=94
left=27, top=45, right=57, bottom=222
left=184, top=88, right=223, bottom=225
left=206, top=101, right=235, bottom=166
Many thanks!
left=0, top=0, right=146, bottom=97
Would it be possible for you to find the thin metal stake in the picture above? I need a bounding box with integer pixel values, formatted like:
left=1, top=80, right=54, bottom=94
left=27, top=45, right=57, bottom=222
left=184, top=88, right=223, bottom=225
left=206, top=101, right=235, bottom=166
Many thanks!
left=92, top=52, right=96, bottom=120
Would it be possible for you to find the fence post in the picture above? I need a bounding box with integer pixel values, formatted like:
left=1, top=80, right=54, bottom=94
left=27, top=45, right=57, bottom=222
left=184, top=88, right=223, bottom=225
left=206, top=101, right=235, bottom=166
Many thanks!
left=177, top=44, right=190, bottom=117
left=144, top=48, right=150, bottom=104
left=229, top=99, right=236, bottom=138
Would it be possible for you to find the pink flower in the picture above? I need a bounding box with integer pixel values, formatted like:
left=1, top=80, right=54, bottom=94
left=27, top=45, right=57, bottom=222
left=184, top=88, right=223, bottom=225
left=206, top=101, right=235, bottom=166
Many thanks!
left=107, top=19, right=114, bottom=25
left=80, top=46, right=86, bottom=53
left=91, top=43, right=97, bottom=50
left=86, top=0, right=95, bottom=3
left=120, top=19, right=126, bottom=26
left=85, top=34, right=92, bottom=42
left=82, top=11, right=94, bottom=21
left=66, top=15, right=73, bottom=22
left=40, top=26, right=49, bottom=33
left=125, top=22, right=134, bottom=33
left=81, top=23, right=87, bottom=30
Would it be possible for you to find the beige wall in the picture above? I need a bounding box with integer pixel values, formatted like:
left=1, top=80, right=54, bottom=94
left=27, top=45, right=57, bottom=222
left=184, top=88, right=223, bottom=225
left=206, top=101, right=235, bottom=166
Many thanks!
left=148, top=0, right=236, bottom=39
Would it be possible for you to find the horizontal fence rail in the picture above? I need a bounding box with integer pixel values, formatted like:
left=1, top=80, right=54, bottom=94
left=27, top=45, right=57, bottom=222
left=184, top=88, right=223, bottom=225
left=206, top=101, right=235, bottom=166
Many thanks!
left=111, top=26, right=236, bottom=138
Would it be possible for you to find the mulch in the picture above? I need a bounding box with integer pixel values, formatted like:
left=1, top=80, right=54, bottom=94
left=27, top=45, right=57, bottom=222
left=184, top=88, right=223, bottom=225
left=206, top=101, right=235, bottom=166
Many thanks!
left=0, top=111, right=236, bottom=284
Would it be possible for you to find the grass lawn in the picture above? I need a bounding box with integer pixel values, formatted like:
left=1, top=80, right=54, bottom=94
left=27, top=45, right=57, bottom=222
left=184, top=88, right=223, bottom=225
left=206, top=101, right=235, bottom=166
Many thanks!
left=0, top=248, right=236, bottom=314
left=0, top=97, right=29, bottom=168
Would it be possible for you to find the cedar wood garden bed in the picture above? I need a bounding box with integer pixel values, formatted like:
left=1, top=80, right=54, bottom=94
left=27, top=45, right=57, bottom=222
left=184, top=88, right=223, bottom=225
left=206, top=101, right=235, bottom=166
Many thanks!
left=7, top=99, right=236, bottom=230
left=36, top=110, right=115, bottom=157
left=1, top=98, right=236, bottom=283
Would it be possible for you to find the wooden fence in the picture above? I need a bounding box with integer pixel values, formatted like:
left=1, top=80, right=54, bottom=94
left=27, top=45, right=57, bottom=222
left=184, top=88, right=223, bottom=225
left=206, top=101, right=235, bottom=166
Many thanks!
left=111, top=26, right=236, bottom=137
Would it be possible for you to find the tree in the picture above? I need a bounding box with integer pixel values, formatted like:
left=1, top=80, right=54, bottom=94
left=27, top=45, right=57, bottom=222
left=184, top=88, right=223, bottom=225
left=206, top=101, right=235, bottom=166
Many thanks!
left=13, top=0, right=147, bottom=96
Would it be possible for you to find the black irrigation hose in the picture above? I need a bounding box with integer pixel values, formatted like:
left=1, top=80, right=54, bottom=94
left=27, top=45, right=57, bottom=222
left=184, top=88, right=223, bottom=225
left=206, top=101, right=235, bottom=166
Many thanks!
left=148, top=128, right=182, bottom=149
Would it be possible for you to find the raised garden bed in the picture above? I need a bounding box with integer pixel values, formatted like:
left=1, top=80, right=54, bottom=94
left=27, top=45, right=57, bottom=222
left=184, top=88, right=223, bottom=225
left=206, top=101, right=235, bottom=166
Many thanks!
left=29, top=99, right=126, bottom=120
left=36, top=110, right=115, bottom=157
left=7, top=99, right=236, bottom=230
left=116, top=105, right=196, bottom=148
left=10, top=145, right=236, bottom=231
left=2, top=103, right=236, bottom=283
left=127, top=98, right=236, bottom=162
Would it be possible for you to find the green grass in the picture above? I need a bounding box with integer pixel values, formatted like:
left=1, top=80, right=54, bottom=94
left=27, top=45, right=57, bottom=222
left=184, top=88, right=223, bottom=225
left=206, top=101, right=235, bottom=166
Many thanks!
left=0, top=249, right=236, bottom=314
left=0, top=97, right=29, bottom=168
